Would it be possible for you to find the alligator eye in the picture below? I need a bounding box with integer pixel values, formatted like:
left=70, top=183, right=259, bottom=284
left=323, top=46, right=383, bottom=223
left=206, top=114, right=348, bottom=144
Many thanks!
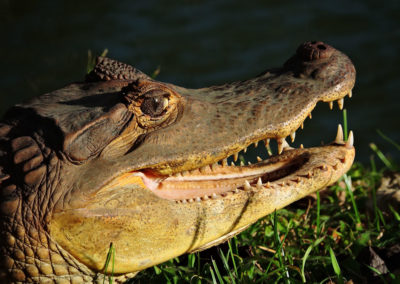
left=140, top=90, right=169, bottom=117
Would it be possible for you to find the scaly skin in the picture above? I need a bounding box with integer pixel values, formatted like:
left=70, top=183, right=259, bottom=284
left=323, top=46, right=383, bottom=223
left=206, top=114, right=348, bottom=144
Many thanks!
left=0, top=41, right=356, bottom=282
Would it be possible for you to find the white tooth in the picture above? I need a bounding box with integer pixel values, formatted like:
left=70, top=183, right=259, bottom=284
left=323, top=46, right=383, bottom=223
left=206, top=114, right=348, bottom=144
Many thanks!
left=257, top=177, right=263, bottom=189
left=290, top=131, right=296, bottom=143
left=212, top=193, right=218, bottom=199
left=243, top=147, right=247, bottom=153
left=234, top=188, right=240, bottom=193
left=181, top=199, right=187, bottom=204
left=277, top=138, right=285, bottom=154
left=337, top=98, right=344, bottom=110
left=188, top=198, right=194, bottom=203
left=196, top=197, right=201, bottom=202
left=230, top=161, right=235, bottom=166
left=348, top=90, right=353, bottom=98
left=329, top=101, right=333, bottom=110
left=345, top=131, right=354, bottom=148
left=256, top=156, right=262, bottom=162
left=264, top=138, right=271, bottom=156
left=202, top=195, right=209, bottom=200
left=240, top=160, right=245, bottom=166
left=233, top=152, right=238, bottom=162
left=308, top=112, right=312, bottom=119
left=282, top=139, right=293, bottom=151
left=335, top=124, right=344, bottom=143
left=248, top=161, right=252, bottom=165
left=222, top=158, right=228, bottom=166
left=254, top=141, right=259, bottom=148
left=301, top=122, right=304, bottom=129
left=244, top=180, right=252, bottom=190
left=300, top=144, right=304, bottom=149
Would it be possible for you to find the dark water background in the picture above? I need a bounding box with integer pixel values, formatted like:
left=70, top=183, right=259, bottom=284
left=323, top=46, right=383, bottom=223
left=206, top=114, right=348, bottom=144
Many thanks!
left=1, top=0, right=399, bottom=164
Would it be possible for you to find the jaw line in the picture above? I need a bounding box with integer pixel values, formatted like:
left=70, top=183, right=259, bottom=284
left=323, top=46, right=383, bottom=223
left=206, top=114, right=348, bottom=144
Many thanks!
left=104, top=139, right=354, bottom=202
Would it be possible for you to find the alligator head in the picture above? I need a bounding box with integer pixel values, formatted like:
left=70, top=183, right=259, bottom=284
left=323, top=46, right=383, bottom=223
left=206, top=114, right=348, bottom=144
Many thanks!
left=0, top=41, right=355, bottom=282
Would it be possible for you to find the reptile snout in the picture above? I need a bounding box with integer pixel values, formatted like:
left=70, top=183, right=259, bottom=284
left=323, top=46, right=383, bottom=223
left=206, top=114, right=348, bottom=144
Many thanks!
left=296, top=41, right=334, bottom=61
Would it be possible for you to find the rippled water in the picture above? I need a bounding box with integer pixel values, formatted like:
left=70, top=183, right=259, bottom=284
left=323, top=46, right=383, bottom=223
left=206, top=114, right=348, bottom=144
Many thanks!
left=1, top=0, right=399, bottom=163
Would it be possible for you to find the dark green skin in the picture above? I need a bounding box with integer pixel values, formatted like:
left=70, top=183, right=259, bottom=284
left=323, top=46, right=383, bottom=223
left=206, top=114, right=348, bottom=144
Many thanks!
left=0, top=41, right=355, bottom=283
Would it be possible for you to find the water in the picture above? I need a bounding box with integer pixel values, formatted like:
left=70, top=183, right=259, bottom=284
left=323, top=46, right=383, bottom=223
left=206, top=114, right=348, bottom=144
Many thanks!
left=1, top=0, right=399, bottom=163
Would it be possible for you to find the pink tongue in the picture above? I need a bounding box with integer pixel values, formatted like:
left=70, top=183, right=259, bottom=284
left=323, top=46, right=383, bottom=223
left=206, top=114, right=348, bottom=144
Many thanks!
left=131, top=172, right=162, bottom=191
left=131, top=171, right=260, bottom=200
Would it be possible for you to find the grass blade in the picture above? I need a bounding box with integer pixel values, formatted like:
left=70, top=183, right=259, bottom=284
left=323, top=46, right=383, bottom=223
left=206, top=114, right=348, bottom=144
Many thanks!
left=301, top=245, right=313, bottom=282
left=370, top=143, right=394, bottom=170
left=211, top=257, right=224, bottom=284
left=377, top=129, right=400, bottom=151
left=329, top=247, right=343, bottom=284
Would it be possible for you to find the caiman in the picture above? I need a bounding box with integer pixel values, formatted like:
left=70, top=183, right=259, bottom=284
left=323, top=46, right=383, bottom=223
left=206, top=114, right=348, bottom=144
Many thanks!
left=0, top=41, right=356, bottom=283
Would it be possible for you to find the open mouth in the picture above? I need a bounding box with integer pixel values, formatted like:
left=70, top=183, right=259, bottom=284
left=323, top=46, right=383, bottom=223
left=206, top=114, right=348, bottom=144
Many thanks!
left=101, top=90, right=354, bottom=203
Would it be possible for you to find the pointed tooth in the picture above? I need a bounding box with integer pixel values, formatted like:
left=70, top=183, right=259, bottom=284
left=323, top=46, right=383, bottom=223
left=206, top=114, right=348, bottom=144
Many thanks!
left=247, top=161, right=252, bottom=165
left=348, top=90, right=352, bottom=98
left=290, top=131, right=296, bottom=143
left=301, top=122, right=304, bottom=129
left=188, top=198, right=194, bottom=203
left=234, top=188, right=240, bottom=193
left=345, top=131, right=354, bottom=148
left=337, top=98, right=344, bottom=110
left=265, top=182, right=271, bottom=188
left=244, top=180, right=252, bottom=190
left=212, top=193, right=218, bottom=199
left=282, top=139, right=293, bottom=151
left=256, top=156, right=262, bottom=162
left=335, top=124, right=344, bottom=144
left=230, top=161, right=235, bottom=166
left=329, top=101, right=333, bottom=110
left=308, top=112, right=312, bottom=119
left=222, top=158, right=228, bottom=166
left=257, top=177, right=263, bottom=189
left=264, top=138, right=270, bottom=148
left=233, top=152, right=238, bottom=162
left=277, top=138, right=285, bottom=154
left=264, top=138, right=271, bottom=156
left=300, top=144, right=304, bottom=149
left=254, top=141, right=259, bottom=148
left=181, top=199, right=187, bottom=204
left=240, top=160, right=245, bottom=166
left=196, top=197, right=201, bottom=202
left=243, top=147, right=247, bottom=153
left=202, top=195, right=209, bottom=200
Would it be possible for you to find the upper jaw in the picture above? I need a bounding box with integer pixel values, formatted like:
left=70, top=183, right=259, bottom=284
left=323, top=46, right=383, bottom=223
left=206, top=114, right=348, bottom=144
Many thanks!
left=81, top=41, right=356, bottom=200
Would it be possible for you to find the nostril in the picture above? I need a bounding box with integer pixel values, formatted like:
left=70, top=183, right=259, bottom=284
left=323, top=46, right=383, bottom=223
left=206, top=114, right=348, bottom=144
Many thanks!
left=296, top=41, right=334, bottom=61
